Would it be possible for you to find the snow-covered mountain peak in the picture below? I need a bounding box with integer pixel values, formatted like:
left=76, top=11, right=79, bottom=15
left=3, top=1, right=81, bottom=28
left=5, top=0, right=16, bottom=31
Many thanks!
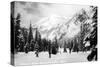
left=34, top=14, right=82, bottom=41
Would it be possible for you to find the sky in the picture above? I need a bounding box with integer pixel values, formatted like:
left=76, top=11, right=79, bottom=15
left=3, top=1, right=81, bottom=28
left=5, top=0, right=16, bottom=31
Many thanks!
left=14, top=1, right=91, bottom=28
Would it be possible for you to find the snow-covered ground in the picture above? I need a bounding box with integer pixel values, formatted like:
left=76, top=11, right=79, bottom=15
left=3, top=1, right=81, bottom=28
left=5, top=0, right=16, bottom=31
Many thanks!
left=15, top=51, right=91, bottom=66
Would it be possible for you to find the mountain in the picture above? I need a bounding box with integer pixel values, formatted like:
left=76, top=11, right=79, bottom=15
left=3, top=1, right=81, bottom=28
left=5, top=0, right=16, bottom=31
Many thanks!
left=31, top=9, right=92, bottom=46
left=29, top=8, right=93, bottom=49
left=34, top=14, right=81, bottom=41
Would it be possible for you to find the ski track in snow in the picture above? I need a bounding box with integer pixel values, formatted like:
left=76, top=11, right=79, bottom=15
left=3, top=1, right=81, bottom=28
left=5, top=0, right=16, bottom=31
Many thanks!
left=15, top=52, right=91, bottom=66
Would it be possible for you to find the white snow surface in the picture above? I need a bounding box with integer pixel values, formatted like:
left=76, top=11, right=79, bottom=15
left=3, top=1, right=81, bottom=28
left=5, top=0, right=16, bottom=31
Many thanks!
left=15, top=51, right=91, bottom=66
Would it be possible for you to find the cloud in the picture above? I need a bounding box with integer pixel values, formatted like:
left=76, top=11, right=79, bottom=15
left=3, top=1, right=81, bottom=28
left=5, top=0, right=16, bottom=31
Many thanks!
left=23, top=2, right=40, bottom=14
left=19, top=1, right=26, bottom=5
left=14, top=1, right=90, bottom=28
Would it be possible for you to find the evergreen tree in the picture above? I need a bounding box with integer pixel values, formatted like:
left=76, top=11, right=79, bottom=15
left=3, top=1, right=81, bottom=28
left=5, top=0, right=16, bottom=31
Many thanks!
left=85, top=6, right=97, bottom=61
left=35, top=28, right=41, bottom=49
left=54, top=37, right=58, bottom=49
left=64, top=41, right=67, bottom=52
left=34, top=28, right=41, bottom=57
left=73, top=38, right=79, bottom=52
left=21, top=28, right=28, bottom=45
left=28, top=23, right=33, bottom=44
left=15, top=13, right=21, bottom=52
left=85, top=6, right=97, bottom=48
left=69, top=40, right=73, bottom=54
left=21, top=28, right=28, bottom=51
left=48, top=40, right=52, bottom=58
left=90, top=6, right=97, bottom=47
left=77, top=9, right=89, bottom=51
left=35, top=28, right=41, bottom=42
left=28, top=23, right=33, bottom=51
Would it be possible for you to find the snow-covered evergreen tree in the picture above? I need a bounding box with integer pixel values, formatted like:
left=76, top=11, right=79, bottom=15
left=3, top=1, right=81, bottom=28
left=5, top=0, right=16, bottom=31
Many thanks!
left=15, top=13, right=21, bottom=52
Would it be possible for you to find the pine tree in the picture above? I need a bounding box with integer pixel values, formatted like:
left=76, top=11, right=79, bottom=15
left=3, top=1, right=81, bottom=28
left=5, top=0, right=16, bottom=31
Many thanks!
left=54, top=37, right=58, bottom=49
left=85, top=6, right=97, bottom=48
left=35, top=28, right=41, bottom=42
left=21, top=28, right=28, bottom=52
left=15, top=13, right=21, bottom=52
left=35, top=28, right=41, bottom=49
left=21, top=28, right=28, bottom=45
left=86, top=6, right=97, bottom=61
left=34, top=28, right=41, bottom=57
left=77, top=9, right=89, bottom=51
left=64, top=41, right=67, bottom=52
left=28, top=23, right=33, bottom=44
left=28, top=23, right=33, bottom=51
left=89, top=6, right=97, bottom=48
